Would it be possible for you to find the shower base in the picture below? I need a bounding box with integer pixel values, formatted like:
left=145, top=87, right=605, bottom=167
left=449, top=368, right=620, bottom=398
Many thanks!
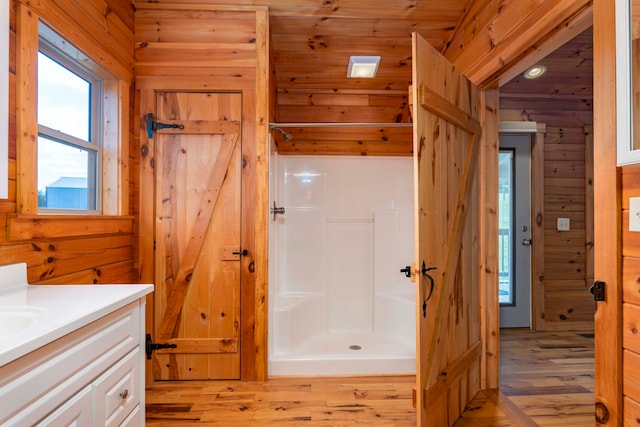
left=269, top=331, right=415, bottom=376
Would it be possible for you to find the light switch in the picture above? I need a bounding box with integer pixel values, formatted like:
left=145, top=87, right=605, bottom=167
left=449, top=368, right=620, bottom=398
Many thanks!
left=557, top=218, right=570, bottom=231
left=630, top=197, right=640, bottom=232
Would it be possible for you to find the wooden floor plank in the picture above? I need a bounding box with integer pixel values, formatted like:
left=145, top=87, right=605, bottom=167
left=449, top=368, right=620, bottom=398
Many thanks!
left=146, top=330, right=594, bottom=426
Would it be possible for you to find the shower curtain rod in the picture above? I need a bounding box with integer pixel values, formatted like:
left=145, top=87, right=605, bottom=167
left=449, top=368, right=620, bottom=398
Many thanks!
left=269, top=122, right=413, bottom=128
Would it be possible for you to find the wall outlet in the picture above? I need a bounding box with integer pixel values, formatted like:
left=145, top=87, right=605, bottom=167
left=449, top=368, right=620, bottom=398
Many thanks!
left=557, top=217, right=570, bottom=231
left=630, top=197, right=640, bottom=232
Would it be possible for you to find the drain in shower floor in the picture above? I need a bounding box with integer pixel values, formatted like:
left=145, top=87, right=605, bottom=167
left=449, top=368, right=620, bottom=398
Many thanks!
left=348, top=344, right=362, bottom=350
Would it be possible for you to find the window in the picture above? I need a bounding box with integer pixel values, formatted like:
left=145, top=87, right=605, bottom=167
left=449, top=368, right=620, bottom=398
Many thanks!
left=498, top=149, right=514, bottom=305
left=16, top=9, right=129, bottom=217
left=37, top=40, right=102, bottom=212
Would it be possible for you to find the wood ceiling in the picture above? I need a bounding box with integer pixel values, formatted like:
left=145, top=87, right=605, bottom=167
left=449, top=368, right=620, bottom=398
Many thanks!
left=270, top=0, right=467, bottom=93
left=500, top=27, right=593, bottom=128
left=269, top=0, right=468, bottom=154
left=132, top=0, right=593, bottom=154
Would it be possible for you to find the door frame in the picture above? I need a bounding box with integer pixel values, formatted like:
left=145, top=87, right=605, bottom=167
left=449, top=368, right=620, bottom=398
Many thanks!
left=475, top=12, right=593, bottom=395
left=593, top=0, right=623, bottom=423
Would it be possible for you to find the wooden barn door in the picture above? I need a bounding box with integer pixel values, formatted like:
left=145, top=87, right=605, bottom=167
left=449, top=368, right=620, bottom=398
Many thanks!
left=412, top=33, right=483, bottom=426
left=152, top=91, right=242, bottom=380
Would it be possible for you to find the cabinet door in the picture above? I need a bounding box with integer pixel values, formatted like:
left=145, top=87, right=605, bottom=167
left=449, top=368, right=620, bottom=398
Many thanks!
left=93, top=348, right=140, bottom=427
left=34, top=386, right=92, bottom=427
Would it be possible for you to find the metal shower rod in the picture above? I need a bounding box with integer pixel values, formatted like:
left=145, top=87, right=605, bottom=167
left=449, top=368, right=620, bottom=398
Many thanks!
left=269, top=122, right=413, bottom=128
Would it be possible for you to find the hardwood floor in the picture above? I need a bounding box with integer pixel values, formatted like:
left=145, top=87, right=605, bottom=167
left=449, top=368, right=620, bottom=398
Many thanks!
left=145, top=330, right=594, bottom=426
left=454, top=329, right=594, bottom=427
left=145, top=376, right=416, bottom=426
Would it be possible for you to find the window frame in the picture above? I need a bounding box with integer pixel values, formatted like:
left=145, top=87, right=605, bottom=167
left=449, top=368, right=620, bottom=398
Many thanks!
left=37, top=40, right=104, bottom=213
left=15, top=8, right=130, bottom=217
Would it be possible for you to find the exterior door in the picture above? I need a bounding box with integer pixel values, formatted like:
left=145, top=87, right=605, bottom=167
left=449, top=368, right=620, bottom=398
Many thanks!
left=153, top=91, right=242, bottom=380
left=499, top=135, right=532, bottom=328
left=412, top=33, right=483, bottom=426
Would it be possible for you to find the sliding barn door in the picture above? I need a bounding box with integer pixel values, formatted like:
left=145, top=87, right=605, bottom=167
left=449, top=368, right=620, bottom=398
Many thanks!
left=412, top=33, right=483, bottom=426
left=153, top=92, right=242, bottom=380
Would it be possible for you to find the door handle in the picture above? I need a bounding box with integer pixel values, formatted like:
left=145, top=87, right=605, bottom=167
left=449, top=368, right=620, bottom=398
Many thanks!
left=421, top=262, right=437, bottom=318
left=521, top=238, right=532, bottom=246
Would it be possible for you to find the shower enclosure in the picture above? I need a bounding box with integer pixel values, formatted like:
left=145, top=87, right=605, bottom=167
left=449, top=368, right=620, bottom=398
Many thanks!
left=268, top=154, right=415, bottom=375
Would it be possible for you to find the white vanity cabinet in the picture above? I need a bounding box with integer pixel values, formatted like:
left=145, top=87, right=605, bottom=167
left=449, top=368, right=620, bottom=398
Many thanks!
left=0, top=283, right=152, bottom=426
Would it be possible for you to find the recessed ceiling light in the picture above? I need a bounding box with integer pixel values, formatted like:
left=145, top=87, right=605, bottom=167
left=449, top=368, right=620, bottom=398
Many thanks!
left=347, top=56, right=381, bottom=78
left=523, top=64, right=547, bottom=79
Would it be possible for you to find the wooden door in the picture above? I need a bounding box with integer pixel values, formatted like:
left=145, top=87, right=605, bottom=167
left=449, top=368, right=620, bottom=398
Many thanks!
left=152, top=91, right=242, bottom=380
left=411, top=33, right=483, bottom=426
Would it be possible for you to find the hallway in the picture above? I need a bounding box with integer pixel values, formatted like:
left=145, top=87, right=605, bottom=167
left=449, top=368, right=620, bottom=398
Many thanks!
left=454, top=329, right=594, bottom=426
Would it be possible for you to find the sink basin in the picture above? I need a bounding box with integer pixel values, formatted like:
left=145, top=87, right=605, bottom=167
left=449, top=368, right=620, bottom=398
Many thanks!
left=0, top=306, right=43, bottom=339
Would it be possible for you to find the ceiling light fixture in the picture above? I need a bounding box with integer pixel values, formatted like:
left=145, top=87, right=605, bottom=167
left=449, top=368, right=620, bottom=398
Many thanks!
left=347, top=56, right=381, bottom=78
left=523, top=64, right=547, bottom=79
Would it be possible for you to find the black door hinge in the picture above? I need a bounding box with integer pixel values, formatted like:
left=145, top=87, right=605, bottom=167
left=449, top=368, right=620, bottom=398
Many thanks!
left=145, top=334, right=177, bottom=359
left=146, top=113, right=184, bottom=138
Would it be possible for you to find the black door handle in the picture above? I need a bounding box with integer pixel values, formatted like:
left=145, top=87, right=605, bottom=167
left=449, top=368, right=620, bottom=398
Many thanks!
left=421, top=262, right=437, bottom=318
left=232, top=249, right=248, bottom=256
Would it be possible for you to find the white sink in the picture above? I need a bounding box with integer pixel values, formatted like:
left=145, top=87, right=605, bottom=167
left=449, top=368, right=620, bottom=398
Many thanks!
left=0, top=306, right=43, bottom=339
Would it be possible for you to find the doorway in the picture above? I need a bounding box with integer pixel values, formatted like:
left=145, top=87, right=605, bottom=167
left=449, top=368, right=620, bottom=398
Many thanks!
left=499, top=134, right=532, bottom=328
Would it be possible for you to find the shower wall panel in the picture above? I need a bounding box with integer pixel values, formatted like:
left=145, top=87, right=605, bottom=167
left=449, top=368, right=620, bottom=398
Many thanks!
left=269, top=155, right=415, bottom=375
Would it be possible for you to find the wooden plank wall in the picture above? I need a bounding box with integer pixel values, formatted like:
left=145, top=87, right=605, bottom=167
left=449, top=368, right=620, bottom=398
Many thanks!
left=2, top=0, right=137, bottom=284
left=492, top=116, right=594, bottom=331
left=622, top=166, right=640, bottom=422
left=134, top=1, right=270, bottom=381
left=541, top=126, right=593, bottom=330
left=621, top=2, right=640, bottom=421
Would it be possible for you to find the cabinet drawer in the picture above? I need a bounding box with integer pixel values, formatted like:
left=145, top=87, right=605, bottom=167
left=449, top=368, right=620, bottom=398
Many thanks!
left=94, top=348, right=140, bottom=427
left=34, top=385, right=92, bottom=427
left=0, top=302, right=141, bottom=426
left=120, top=404, right=141, bottom=427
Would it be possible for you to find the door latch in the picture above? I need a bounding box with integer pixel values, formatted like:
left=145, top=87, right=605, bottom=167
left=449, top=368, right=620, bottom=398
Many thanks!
left=146, top=334, right=177, bottom=359
left=590, top=281, right=606, bottom=302
left=232, top=249, right=248, bottom=256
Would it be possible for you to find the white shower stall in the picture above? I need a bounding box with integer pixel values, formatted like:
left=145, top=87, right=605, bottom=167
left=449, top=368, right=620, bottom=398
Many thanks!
left=268, top=153, right=415, bottom=376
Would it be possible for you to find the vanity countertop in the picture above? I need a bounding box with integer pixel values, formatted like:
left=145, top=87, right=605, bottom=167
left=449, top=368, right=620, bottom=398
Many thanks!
left=0, top=279, right=153, bottom=367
